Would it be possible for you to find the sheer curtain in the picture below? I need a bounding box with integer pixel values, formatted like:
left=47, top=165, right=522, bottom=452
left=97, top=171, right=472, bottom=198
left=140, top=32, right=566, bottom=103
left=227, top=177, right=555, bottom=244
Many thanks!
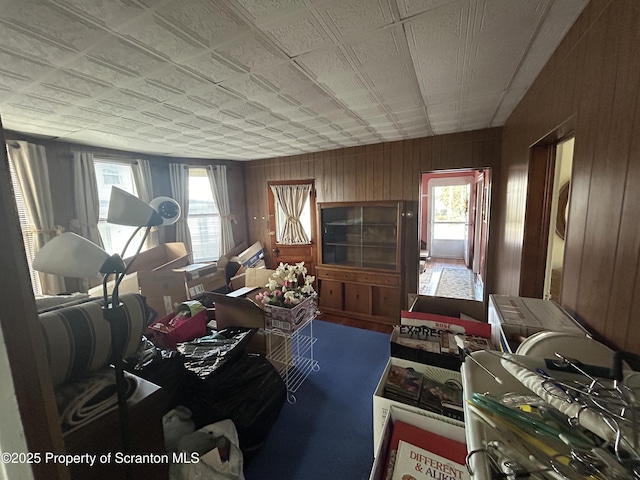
left=10, top=141, right=65, bottom=294
left=71, top=151, right=104, bottom=291
left=207, top=165, right=235, bottom=255
left=169, top=163, right=193, bottom=261
left=132, top=158, right=158, bottom=248
left=270, top=184, right=311, bottom=244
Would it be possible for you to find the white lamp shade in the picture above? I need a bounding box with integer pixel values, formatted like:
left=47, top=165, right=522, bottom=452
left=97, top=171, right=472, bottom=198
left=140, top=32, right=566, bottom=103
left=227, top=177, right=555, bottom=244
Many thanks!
left=33, top=233, right=109, bottom=278
left=107, top=186, right=161, bottom=227
left=149, top=196, right=181, bottom=225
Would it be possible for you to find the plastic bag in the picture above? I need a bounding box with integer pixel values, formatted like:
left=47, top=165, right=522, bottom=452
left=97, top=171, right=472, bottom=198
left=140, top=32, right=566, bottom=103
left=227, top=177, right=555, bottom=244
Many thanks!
left=163, top=406, right=196, bottom=452
left=124, top=336, right=186, bottom=408
left=178, top=354, right=286, bottom=462
left=170, top=419, right=244, bottom=480
left=177, top=328, right=256, bottom=379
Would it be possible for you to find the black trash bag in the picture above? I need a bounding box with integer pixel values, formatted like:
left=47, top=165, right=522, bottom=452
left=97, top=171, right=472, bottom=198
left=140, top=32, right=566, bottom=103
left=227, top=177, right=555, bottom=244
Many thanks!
left=177, top=353, right=287, bottom=462
left=176, top=327, right=256, bottom=380
left=123, top=336, right=187, bottom=410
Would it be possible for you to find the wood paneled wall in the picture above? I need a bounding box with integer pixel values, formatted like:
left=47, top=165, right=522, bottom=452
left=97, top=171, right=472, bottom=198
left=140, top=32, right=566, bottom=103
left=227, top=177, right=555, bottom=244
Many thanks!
left=494, top=0, right=640, bottom=353
left=244, top=129, right=502, bottom=304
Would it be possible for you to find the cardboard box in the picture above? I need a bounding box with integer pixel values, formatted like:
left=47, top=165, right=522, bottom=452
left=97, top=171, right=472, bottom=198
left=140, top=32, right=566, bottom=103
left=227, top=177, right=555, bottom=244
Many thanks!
left=125, top=242, right=189, bottom=273
left=89, top=269, right=188, bottom=317
left=207, top=292, right=295, bottom=359
left=89, top=243, right=191, bottom=316
left=229, top=260, right=267, bottom=289
left=264, top=295, right=316, bottom=333
left=172, top=263, right=218, bottom=281
left=488, top=294, right=588, bottom=353
left=210, top=291, right=265, bottom=331
left=185, top=270, right=227, bottom=298
left=216, top=242, right=248, bottom=271
left=231, top=241, right=264, bottom=268
left=370, top=406, right=466, bottom=477
left=410, top=295, right=486, bottom=322
left=372, top=356, right=464, bottom=452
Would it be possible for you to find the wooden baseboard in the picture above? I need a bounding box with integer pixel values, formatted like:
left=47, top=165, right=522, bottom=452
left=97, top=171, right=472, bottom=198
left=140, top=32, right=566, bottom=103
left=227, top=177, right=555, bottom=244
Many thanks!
left=317, top=312, right=394, bottom=334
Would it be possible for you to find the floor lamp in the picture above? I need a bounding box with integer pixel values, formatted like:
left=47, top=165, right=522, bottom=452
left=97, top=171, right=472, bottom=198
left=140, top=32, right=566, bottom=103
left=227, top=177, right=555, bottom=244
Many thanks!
left=33, top=187, right=180, bottom=478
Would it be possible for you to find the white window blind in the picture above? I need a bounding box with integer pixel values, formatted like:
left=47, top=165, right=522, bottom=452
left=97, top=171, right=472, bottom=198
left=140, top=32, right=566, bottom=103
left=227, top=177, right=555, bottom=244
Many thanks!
left=188, top=167, right=220, bottom=262
left=7, top=148, right=42, bottom=295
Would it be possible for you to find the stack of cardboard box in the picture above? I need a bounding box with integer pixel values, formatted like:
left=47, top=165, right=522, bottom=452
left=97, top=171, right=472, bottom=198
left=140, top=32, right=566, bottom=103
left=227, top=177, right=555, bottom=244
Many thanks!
left=88, top=242, right=226, bottom=317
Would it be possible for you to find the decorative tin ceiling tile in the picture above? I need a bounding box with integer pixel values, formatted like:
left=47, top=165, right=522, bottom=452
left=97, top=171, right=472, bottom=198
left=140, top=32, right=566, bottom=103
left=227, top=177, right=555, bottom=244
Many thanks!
left=156, top=0, right=249, bottom=47
left=316, top=0, right=394, bottom=39
left=233, top=0, right=309, bottom=20
left=49, top=0, right=146, bottom=29
left=89, top=38, right=166, bottom=76
left=179, top=52, right=245, bottom=83
left=0, top=0, right=588, bottom=159
left=123, top=81, right=178, bottom=102
left=117, top=15, right=206, bottom=62
left=89, top=100, right=137, bottom=116
left=0, top=51, right=54, bottom=81
left=9, top=94, right=71, bottom=114
left=102, top=89, right=156, bottom=109
left=145, top=66, right=211, bottom=94
left=215, top=33, right=288, bottom=73
left=1, top=0, right=100, bottom=50
left=0, top=73, right=28, bottom=91
left=63, top=58, right=138, bottom=87
left=219, top=75, right=276, bottom=100
left=0, top=23, right=77, bottom=65
left=263, top=11, right=332, bottom=57
left=28, top=85, right=93, bottom=105
left=192, top=86, right=242, bottom=108
left=396, top=0, right=459, bottom=19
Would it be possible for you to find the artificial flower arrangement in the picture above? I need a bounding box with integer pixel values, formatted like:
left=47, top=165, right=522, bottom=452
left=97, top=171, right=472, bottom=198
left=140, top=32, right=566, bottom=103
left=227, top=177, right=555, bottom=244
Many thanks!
left=255, top=262, right=316, bottom=309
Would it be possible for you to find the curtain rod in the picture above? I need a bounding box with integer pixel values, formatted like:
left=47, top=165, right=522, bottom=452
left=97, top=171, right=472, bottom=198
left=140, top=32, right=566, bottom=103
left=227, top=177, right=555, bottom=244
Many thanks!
left=179, top=164, right=221, bottom=169
left=72, top=151, right=139, bottom=165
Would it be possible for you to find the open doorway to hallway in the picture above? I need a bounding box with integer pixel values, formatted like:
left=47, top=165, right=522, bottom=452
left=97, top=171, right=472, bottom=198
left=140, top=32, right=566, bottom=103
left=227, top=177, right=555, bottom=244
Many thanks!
left=418, top=168, right=491, bottom=301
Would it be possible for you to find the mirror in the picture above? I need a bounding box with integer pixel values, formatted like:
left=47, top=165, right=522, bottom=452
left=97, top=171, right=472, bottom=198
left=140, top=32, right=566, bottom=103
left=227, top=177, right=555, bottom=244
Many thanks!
left=555, top=181, right=570, bottom=240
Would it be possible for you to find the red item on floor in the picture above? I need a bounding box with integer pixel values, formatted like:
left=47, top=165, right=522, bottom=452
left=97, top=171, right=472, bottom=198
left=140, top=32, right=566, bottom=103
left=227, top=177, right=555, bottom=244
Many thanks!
left=146, top=309, right=208, bottom=349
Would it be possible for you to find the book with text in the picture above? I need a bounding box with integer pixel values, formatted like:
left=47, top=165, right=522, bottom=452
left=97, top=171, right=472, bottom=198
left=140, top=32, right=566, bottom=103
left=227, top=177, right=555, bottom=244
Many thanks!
left=391, top=439, right=469, bottom=480
left=383, top=420, right=467, bottom=480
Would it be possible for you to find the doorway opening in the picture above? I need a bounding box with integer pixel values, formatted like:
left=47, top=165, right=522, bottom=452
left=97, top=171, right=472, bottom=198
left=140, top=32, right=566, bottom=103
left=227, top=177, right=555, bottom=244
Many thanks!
left=418, top=168, right=491, bottom=302
left=519, top=122, right=575, bottom=300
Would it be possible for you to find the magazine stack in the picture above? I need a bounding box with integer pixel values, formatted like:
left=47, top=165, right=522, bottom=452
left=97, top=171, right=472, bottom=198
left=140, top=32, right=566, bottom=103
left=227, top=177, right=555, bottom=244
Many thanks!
left=383, top=366, right=422, bottom=407
left=418, top=378, right=464, bottom=421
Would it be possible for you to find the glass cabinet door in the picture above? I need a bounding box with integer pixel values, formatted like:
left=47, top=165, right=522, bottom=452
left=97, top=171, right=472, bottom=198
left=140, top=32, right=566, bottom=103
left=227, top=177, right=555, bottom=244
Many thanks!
left=320, top=203, right=399, bottom=270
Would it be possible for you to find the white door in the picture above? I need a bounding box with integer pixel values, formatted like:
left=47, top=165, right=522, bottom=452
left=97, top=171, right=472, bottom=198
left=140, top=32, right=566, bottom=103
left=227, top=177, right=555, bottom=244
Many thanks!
left=473, top=175, right=484, bottom=274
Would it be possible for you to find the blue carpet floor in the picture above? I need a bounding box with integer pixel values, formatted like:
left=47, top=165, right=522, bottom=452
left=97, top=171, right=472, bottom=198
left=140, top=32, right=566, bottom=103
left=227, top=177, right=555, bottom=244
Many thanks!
left=244, top=320, right=390, bottom=480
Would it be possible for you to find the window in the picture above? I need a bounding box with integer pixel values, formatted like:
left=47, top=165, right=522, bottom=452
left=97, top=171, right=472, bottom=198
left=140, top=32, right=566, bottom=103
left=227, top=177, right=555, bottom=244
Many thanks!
left=432, top=184, right=469, bottom=240
left=7, top=148, right=42, bottom=295
left=94, top=159, right=145, bottom=257
left=188, top=168, right=220, bottom=262
left=275, top=194, right=312, bottom=243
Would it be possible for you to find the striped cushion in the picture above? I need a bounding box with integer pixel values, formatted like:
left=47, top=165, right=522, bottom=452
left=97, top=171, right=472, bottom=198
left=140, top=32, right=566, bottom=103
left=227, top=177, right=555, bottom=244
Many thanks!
left=39, top=294, right=148, bottom=387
